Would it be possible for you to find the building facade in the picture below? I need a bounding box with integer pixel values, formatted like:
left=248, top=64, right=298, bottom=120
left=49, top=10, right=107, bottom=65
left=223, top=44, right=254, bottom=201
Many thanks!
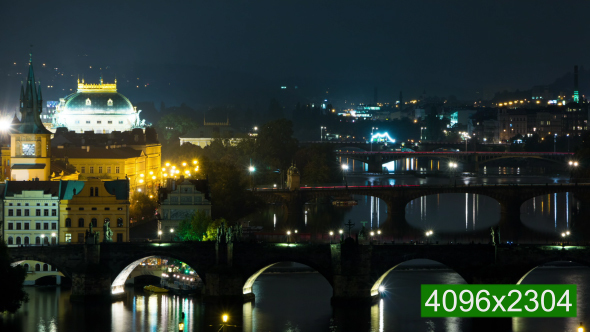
left=158, top=179, right=211, bottom=241
left=3, top=182, right=60, bottom=247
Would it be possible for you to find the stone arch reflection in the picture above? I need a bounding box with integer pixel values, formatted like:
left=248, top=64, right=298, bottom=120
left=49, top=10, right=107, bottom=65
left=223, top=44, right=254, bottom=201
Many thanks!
left=521, top=192, right=578, bottom=234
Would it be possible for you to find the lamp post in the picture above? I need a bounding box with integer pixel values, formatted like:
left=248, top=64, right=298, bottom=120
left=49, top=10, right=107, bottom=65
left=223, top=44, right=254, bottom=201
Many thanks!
left=287, top=231, right=291, bottom=244
left=320, top=126, right=326, bottom=141
left=339, top=229, right=343, bottom=242
left=341, top=164, right=349, bottom=188
left=420, top=127, right=426, bottom=140
left=370, top=231, right=375, bottom=244
left=554, top=133, right=557, bottom=153
left=569, top=161, right=579, bottom=181
left=425, top=230, right=433, bottom=244
left=41, top=234, right=45, bottom=246
left=170, top=228, right=174, bottom=242
left=329, top=231, right=334, bottom=244
left=51, top=233, right=56, bottom=245
left=158, top=230, right=162, bottom=241
left=464, top=135, right=470, bottom=152
left=561, top=231, right=570, bottom=248
left=221, top=314, right=228, bottom=332
left=377, top=230, right=382, bottom=244
left=248, top=165, right=255, bottom=190
left=579, top=322, right=584, bottom=332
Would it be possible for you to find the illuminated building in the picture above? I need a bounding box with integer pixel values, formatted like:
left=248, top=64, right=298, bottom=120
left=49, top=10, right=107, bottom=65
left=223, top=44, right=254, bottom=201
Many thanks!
left=3, top=181, right=60, bottom=247
left=158, top=179, right=211, bottom=240
left=179, top=118, right=245, bottom=147
left=10, top=57, right=52, bottom=181
left=53, top=77, right=146, bottom=133
left=59, top=178, right=130, bottom=243
left=51, top=128, right=161, bottom=194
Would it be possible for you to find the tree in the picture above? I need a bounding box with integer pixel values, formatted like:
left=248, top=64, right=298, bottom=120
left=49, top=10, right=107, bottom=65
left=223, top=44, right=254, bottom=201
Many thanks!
left=204, top=218, right=226, bottom=241
left=0, top=241, right=28, bottom=313
left=255, top=118, right=298, bottom=171
left=130, top=192, right=158, bottom=223
left=175, top=210, right=211, bottom=241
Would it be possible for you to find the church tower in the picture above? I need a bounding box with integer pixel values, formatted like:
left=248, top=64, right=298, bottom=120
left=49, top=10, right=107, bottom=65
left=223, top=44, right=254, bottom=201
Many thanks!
left=10, top=55, right=52, bottom=181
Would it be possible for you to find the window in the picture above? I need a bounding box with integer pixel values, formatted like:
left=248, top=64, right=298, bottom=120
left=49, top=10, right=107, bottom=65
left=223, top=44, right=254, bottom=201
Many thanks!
left=91, top=218, right=98, bottom=227
left=37, top=203, right=40, bottom=206
left=16, top=222, right=21, bottom=230
left=78, top=218, right=84, bottom=227
left=35, top=237, right=40, bottom=245
left=66, top=207, right=71, bottom=211
left=16, top=209, right=21, bottom=216
left=89, top=166, right=94, bottom=173
left=95, top=187, right=99, bottom=196
left=86, top=120, right=91, bottom=124
left=24, top=222, right=29, bottom=230
left=36, top=222, right=41, bottom=230
left=51, top=223, right=57, bottom=230
left=75, top=120, right=80, bottom=124
left=7, top=223, right=13, bottom=230
left=7, top=236, right=13, bottom=245
left=97, top=121, right=101, bottom=124
left=98, top=166, right=103, bottom=173
left=24, top=237, right=29, bottom=245
left=51, top=236, right=56, bottom=245
left=65, top=234, right=71, bottom=243
left=52, top=209, right=56, bottom=216
left=92, top=207, right=97, bottom=210
left=25, top=203, right=29, bottom=206
left=107, top=167, right=111, bottom=173
left=117, top=218, right=123, bottom=227
left=81, top=167, right=86, bottom=173
left=117, top=233, right=123, bottom=242
left=43, top=264, right=49, bottom=271
left=78, top=233, right=84, bottom=243
left=44, top=209, right=49, bottom=216
left=16, top=237, right=21, bottom=245
left=35, top=263, right=40, bottom=271
left=108, top=121, right=112, bottom=124
left=115, top=166, right=120, bottom=174
left=65, top=218, right=71, bottom=227
left=36, top=209, right=41, bottom=216
left=117, top=207, right=123, bottom=211
left=44, top=223, right=49, bottom=230
left=8, top=209, right=13, bottom=216
left=86, top=98, right=91, bottom=106
left=79, top=207, right=84, bottom=211
left=119, top=121, right=124, bottom=124
left=105, top=207, right=110, bottom=211
left=90, top=187, right=94, bottom=196
left=23, top=263, right=29, bottom=271
left=24, top=209, right=29, bottom=216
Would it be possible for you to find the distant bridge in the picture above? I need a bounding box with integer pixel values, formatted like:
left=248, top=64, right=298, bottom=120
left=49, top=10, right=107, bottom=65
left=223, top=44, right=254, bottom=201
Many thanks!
left=254, top=183, right=590, bottom=238
left=335, top=151, right=574, bottom=172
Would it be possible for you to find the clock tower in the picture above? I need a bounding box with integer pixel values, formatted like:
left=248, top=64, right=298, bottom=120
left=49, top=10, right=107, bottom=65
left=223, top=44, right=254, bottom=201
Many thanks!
left=10, top=55, right=52, bottom=181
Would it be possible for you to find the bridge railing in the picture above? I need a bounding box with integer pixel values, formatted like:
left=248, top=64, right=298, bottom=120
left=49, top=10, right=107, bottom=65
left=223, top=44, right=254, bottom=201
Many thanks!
left=253, top=182, right=590, bottom=191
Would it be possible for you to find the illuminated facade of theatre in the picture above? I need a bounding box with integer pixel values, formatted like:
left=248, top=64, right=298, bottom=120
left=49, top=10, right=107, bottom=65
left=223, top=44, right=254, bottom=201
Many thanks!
left=53, top=78, right=146, bottom=133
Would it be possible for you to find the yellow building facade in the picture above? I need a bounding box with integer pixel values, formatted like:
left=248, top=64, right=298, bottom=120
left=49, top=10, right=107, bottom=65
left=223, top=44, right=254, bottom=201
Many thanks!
left=59, top=178, right=130, bottom=244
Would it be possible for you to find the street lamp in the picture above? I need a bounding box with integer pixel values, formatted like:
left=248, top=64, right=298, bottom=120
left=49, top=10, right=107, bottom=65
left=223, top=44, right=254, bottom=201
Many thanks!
left=579, top=322, right=584, bottom=332
left=371, top=127, right=378, bottom=151
left=370, top=231, right=375, bottom=244
left=287, top=231, right=291, bottom=244
left=341, top=164, right=349, bottom=187
left=420, top=127, right=427, bottom=140
left=425, top=230, right=433, bottom=244
left=221, top=314, right=229, bottom=332
left=377, top=230, right=382, bottom=244
left=329, top=231, right=334, bottom=244
left=339, top=229, right=343, bottom=241
left=51, top=233, right=56, bottom=245
left=320, top=126, right=326, bottom=141
left=41, top=234, right=45, bottom=246
left=561, top=231, right=570, bottom=248
left=170, top=228, right=174, bottom=241
left=248, top=165, right=255, bottom=190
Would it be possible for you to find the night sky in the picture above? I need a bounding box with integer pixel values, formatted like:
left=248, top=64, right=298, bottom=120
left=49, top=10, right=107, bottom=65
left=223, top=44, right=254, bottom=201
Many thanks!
left=1, top=0, right=589, bottom=110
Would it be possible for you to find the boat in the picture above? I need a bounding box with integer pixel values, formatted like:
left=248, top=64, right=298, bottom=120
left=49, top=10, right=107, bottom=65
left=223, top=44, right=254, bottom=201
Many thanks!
left=144, top=285, right=169, bottom=293
left=332, top=200, right=358, bottom=207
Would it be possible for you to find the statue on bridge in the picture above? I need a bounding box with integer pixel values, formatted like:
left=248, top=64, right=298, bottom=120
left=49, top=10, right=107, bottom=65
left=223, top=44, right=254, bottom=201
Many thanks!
left=490, top=226, right=501, bottom=245
left=85, top=223, right=99, bottom=244
left=216, top=222, right=243, bottom=244
left=103, top=221, right=114, bottom=243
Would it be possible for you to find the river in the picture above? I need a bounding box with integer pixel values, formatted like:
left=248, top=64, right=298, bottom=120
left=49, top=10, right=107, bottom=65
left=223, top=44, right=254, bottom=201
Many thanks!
left=1, top=263, right=588, bottom=332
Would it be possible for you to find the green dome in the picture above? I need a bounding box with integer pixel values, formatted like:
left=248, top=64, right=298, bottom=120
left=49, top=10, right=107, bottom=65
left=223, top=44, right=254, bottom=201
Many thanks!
left=63, top=92, right=134, bottom=113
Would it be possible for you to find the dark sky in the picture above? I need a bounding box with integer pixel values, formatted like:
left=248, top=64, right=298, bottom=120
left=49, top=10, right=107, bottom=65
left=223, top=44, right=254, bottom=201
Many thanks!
left=1, top=0, right=589, bottom=110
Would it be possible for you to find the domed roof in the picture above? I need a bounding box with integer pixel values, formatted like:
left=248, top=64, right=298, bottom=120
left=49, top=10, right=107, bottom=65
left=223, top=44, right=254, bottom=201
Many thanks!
left=63, top=92, right=134, bottom=113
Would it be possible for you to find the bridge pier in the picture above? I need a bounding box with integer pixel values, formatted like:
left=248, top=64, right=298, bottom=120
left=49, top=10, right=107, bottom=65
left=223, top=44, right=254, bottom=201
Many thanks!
left=284, top=196, right=303, bottom=230
left=71, top=243, right=114, bottom=302
left=498, top=200, right=524, bottom=243
left=330, top=242, right=377, bottom=305
left=383, top=199, right=415, bottom=239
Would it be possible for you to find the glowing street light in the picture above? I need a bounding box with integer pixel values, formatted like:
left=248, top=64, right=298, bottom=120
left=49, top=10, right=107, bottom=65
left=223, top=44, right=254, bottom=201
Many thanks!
left=248, top=166, right=255, bottom=172
left=329, top=231, right=334, bottom=243
left=579, top=322, right=584, bottom=332
left=341, top=164, right=349, bottom=187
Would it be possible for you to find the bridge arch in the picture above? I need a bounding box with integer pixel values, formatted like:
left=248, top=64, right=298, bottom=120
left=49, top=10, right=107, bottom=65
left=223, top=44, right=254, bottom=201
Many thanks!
left=109, top=252, right=207, bottom=295
left=516, top=257, right=590, bottom=285
left=371, top=258, right=469, bottom=297
left=242, top=259, right=333, bottom=298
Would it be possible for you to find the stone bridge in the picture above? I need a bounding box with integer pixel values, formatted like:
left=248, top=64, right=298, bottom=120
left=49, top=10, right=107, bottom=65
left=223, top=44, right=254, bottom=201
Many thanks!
left=8, top=241, right=590, bottom=306
left=253, top=183, right=590, bottom=238
left=336, top=151, right=573, bottom=172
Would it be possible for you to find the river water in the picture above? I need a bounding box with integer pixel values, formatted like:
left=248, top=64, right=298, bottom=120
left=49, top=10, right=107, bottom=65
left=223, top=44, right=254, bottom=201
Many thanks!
left=1, top=264, right=588, bottom=332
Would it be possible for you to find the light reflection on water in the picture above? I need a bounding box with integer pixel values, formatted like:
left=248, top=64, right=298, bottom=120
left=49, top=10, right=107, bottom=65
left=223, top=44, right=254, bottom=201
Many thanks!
left=3, top=265, right=589, bottom=332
